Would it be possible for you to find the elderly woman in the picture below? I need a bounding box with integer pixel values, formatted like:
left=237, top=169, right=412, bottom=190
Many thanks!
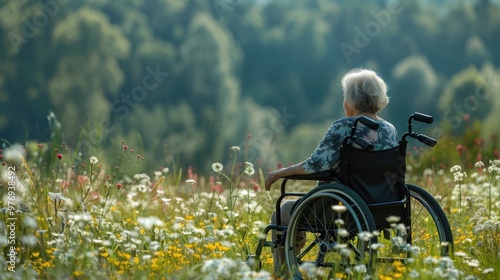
left=265, top=68, right=399, bottom=277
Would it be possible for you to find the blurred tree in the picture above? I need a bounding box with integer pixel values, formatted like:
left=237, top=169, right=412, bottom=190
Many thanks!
left=464, top=36, right=491, bottom=66
left=478, top=64, right=500, bottom=138
left=0, top=0, right=58, bottom=140
left=235, top=0, right=342, bottom=126
left=438, top=66, right=492, bottom=136
left=1, top=0, right=500, bottom=173
left=48, top=8, right=130, bottom=144
left=176, top=12, right=243, bottom=170
left=482, top=2, right=500, bottom=64
left=390, top=55, right=440, bottom=130
left=436, top=3, right=479, bottom=74
left=392, top=1, right=439, bottom=72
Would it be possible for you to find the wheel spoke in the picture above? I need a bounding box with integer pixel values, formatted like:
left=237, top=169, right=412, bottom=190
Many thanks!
left=285, top=184, right=376, bottom=279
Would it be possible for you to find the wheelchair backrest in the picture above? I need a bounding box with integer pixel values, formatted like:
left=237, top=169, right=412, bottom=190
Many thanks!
left=339, top=145, right=406, bottom=205
left=338, top=117, right=407, bottom=205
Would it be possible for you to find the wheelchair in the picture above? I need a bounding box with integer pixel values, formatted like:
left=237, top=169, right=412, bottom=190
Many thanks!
left=247, top=113, right=454, bottom=279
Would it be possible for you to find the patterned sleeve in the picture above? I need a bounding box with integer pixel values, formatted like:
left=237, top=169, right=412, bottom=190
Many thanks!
left=302, top=119, right=351, bottom=173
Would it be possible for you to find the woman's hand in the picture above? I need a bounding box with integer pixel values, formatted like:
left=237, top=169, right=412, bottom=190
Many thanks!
left=265, top=170, right=282, bottom=191
left=265, top=163, right=308, bottom=191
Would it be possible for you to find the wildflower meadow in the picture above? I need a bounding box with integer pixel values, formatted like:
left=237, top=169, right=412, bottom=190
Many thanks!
left=2, top=0, right=500, bottom=279
left=1, top=130, right=499, bottom=280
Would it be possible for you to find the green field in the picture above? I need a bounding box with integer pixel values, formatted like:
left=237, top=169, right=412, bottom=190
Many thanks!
left=1, top=138, right=499, bottom=279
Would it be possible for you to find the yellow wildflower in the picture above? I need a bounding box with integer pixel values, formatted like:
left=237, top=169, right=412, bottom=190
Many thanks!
left=205, top=243, right=217, bottom=250
left=154, top=251, right=165, bottom=257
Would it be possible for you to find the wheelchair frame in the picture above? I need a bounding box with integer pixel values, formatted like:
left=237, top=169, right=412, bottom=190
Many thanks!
left=247, top=113, right=454, bottom=279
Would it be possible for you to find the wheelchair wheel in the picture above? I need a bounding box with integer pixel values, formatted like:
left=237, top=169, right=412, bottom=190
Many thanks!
left=408, top=184, right=454, bottom=256
left=376, top=184, right=453, bottom=262
left=284, top=183, right=376, bottom=279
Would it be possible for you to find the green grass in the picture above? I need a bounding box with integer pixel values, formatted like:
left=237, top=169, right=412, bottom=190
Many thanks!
left=0, top=141, right=499, bottom=279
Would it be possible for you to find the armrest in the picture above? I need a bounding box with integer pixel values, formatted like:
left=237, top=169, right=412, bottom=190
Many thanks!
left=283, top=171, right=334, bottom=181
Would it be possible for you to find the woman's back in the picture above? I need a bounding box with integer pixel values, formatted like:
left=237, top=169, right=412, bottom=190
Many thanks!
left=302, top=116, right=399, bottom=174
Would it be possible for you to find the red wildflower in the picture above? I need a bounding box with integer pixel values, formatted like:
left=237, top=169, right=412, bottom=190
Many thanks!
left=58, top=180, right=70, bottom=191
left=456, top=145, right=467, bottom=151
left=474, top=137, right=485, bottom=147
left=56, top=153, right=63, bottom=160
left=456, top=144, right=467, bottom=157
left=89, top=192, right=100, bottom=202
left=77, top=175, right=89, bottom=186
left=211, top=183, right=223, bottom=194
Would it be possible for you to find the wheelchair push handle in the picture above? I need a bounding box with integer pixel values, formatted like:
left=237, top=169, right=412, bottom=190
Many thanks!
left=412, top=112, right=433, bottom=124
left=357, top=116, right=380, bottom=130
left=352, top=136, right=374, bottom=151
left=402, top=112, right=437, bottom=147
left=346, top=116, right=379, bottom=151
left=416, top=133, right=437, bottom=147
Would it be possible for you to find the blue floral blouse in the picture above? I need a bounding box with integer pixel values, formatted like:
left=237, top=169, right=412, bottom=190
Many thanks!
left=302, top=117, right=399, bottom=173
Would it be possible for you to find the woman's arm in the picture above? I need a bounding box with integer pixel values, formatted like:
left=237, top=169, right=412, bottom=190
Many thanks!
left=264, top=120, right=345, bottom=191
left=265, top=162, right=312, bottom=190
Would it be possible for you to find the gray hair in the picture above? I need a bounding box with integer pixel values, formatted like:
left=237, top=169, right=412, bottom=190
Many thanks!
left=341, top=68, right=389, bottom=113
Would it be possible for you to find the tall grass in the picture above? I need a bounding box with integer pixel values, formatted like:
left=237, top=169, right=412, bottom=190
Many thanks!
left=0, top=138, right=499, bottom=279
